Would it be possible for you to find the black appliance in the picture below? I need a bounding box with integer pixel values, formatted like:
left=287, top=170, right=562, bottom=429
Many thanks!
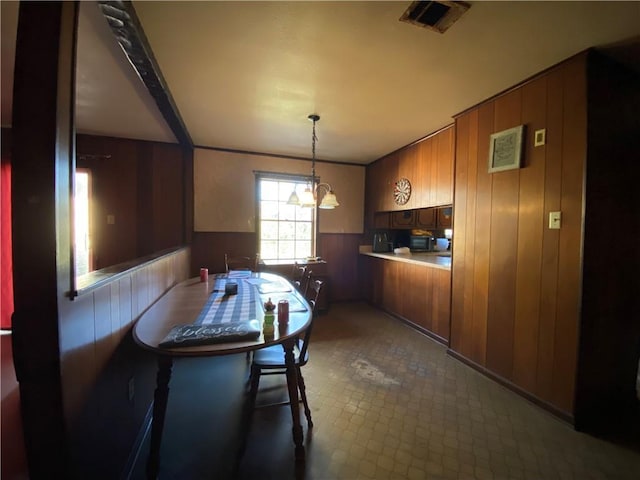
left=409, top=235, right=434, bottom=252
left=372, top=232, right=392, bottom=252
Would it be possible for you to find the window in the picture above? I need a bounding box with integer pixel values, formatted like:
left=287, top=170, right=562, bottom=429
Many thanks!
left=74, top=169, right=92, bottom=276
left=257, top=174, right=313, bottom=262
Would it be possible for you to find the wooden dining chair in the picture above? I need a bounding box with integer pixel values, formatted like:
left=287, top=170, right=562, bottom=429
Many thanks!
left=225, top=253, right=258, bottom=273
left=291, top=263, right=307, bottom=291
left=248, top=279, right=324, bottom=427
left=299, top=269, right=313, bottom=299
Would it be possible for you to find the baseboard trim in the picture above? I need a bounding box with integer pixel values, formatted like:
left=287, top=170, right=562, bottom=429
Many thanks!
left=375, top=305, right=449, bottom=347
left=121, top=403, right=153, bottom=480
left=446, top=349, right=575, bottom=426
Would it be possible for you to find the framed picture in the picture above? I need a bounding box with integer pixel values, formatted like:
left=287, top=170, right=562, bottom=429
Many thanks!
left=488, top=125, right=525, bottom=173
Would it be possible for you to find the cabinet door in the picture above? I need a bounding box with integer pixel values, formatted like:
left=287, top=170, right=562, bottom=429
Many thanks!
left=431, top=269, right=451, bottom=341
left=382, top=260, right=401, bottom=314
left=381, top=153, right=399, bottom=212
left=415, top=208, right=437, bottom=229
left=436, top=206, right=453, bottom=228
left=397, top=144, right=417, bottom=210
left=373, top=212, right=390, bottom=229
left=413, top=139, right=431, bottom=208
left=403, top=264, right=430, bottom=330
left=390, top=210, right=415, bottom=229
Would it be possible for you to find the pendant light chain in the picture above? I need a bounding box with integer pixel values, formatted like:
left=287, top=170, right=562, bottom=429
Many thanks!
left=286, top=113, right=337, bottom=209
left=310, top=114, right=318, bottom=187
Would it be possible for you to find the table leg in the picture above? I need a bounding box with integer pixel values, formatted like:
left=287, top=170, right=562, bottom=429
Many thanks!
left=282, top=338, right=305, bottom=461
left=147, top=355, right=173, bottom=479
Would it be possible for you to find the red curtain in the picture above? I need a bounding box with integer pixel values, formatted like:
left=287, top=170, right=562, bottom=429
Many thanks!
left=1, top=152, right=13, bottom=329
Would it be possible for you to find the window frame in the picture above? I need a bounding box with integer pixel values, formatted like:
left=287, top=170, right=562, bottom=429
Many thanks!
left=254, top=171, right=317, bottom=263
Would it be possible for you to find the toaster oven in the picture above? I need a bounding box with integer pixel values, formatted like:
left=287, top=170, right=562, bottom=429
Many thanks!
left=409, top=235, right=434, bottom=252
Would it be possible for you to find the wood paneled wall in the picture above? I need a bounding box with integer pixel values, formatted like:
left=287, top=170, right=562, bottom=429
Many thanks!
left=60, top=247, right=190, bottom=478
left=451, top=51, right=640, bottom=426
left=76, top=134, right=190, bottom=270
left=318, top=233, right=363, bottom=302
left=451, top=55, right=587, bottom=417
left=190, top=232, right=364, bottom=302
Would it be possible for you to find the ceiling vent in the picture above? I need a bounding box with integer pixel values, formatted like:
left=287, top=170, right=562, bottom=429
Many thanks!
left=399, top=1, right=471, bottom=34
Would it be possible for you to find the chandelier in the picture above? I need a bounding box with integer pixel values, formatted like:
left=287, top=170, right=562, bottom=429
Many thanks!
left=287, top=114, right=339, bottom=209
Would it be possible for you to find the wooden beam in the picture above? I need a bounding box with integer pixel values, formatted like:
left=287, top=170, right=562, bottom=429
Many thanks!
left=97, top=0, right=193, bottom=148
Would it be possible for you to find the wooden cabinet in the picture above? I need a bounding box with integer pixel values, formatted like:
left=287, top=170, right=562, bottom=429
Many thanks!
left=415, top=208, right=436, bottom=229
left=413, top=140, right=431, bottom=208
left=360, top=256, right=451, bottom=343
left=386, top=206, right=451, bottom=230
left=436, top=206, right=452, bottom=228
left=380, top=153, right=398, bottom=212
left=366, top=154, right=395, bottom=213
left=365, top=125, right=454, bottom=217
left=390, top=210, right=415, bottom=229
left=396, top=143, right=418, bottom=210
left=373, top=212, right=390, bottom=229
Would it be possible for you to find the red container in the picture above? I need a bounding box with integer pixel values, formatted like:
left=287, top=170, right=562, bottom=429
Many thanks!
left=278, top=300, right=289, bottom=325
left=200, top=268, right=208, bottom=282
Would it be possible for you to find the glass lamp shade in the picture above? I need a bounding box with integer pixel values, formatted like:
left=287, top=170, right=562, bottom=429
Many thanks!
left=319, top=191, right=340, bottom=209
left=299, top=188, right=316, bottom=208
left=286, top=190, right=300, bottom=205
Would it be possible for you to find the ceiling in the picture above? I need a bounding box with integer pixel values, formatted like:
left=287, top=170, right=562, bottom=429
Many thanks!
left=2, top=1, right=639, bottom=165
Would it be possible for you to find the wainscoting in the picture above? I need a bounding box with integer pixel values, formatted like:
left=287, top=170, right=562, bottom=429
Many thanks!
left=191, top=232, right=365, bottom=303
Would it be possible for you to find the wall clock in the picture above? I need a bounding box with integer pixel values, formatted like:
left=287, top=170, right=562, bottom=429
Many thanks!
left=393, top=177, right=411, bottom=205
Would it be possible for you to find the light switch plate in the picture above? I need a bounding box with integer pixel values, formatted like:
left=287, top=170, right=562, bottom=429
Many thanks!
left=107, top=214, right=115, bottom=225
left=534, top=129, right=546, bottom=147
left=549, top=211, right=561, bottom=229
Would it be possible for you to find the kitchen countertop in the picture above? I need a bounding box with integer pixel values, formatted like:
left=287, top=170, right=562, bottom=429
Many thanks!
left=359, top=245, right=451, bottom=270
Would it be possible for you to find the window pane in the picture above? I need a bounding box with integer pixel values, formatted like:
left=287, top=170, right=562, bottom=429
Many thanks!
left=261, top=180, right=279, bottom=200
left=261, top=241, right=277, bottom=259
left=278, top=241, right=295, bottom=259
left=260, top=200, right=279, bottom=220
left=261, top=221, right=279, bottom=240
left=296, top=240, right=311, bottom=258
left=279, top=182, right=297, bottom=201
left=296, top=207, right=313, bottom=221
left=279, top=221, right=295, bottom=239
left=296, top=222, right=312, bottom=239
left=280, top=203, right=297, bottom=221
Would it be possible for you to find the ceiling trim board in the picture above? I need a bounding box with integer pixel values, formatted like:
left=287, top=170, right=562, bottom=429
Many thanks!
left=97, top=0, right=192, bottom=148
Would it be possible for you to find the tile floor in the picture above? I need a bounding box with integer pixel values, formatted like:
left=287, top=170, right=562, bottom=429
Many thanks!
left=132, top=302, right=640, bottom=480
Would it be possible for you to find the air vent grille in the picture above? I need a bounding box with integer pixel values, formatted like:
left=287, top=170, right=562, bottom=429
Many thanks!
left=400, top=1, right=470, bottom=33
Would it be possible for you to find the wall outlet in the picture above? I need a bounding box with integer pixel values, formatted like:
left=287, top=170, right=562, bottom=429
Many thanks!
left=549, top=211, right=561, bottom=229
left=128, top=376, right=135, bottom=403
left=107, top=214, right=115, bottom=225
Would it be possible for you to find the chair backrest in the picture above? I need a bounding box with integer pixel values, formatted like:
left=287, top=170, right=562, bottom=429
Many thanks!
left=292, top=264, right=307, bottom=291
left=301, top=269, right=313, bottom=298
left=298, top=279, right=324, bottom=366
left=225, top=253, right=258, bottom=273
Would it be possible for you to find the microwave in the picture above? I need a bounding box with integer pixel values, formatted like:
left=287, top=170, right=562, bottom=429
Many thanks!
left=409, top=235, right=434, bottom=252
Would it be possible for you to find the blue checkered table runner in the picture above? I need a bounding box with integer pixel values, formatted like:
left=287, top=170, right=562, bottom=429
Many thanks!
left=194, top=273, right=258, bottom=325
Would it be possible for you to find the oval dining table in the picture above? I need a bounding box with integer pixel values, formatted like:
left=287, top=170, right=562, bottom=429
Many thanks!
left=133, top=271, right=312, bottom=479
